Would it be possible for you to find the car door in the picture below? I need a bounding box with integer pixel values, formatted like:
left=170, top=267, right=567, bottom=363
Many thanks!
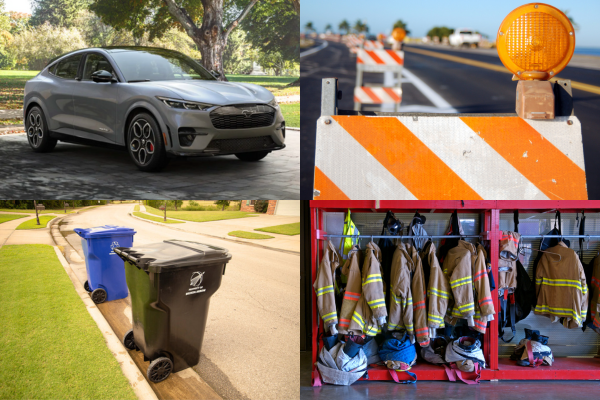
left=72, top=52, right=119, bottom=143
left=46, top=54, right=83, bottom=135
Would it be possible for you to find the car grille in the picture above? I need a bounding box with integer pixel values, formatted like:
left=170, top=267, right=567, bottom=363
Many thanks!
left=206, top=136, right=277, bottom=153
left=210, top=104, right=275, bottom=129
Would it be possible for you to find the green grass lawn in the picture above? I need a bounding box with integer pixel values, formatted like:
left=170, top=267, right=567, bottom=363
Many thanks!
left=0, top=208, right=75, bottom=214
left=0, top=244, right=137, bottom=400
left=133, top=211, right=184, bottom=224
left=0, top=214, right=27, bottom=225
left=227, top=74, right=299, bottom=96
left=280, top=103, right=299, bottom=128
left=16, top=215, right=55, bottom=230
left=146, top=206, right=257, bottom=223
left=255, top=222, right=300, bottom=236
left=0, top=70, right=298, bottom=110
left=228, top=230, right=274, bottom=239
left=133, top=204, right=140, bottom=212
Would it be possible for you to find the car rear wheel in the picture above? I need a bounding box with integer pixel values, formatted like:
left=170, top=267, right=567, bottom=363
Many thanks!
left=127, top=113, right=168, bottom=172
left=235, top=151, right=270, bottom=162
left=25, top=106, right=57, bottom=153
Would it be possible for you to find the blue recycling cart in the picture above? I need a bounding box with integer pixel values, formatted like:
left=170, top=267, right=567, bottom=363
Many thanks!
left=74, top=225, right=136, bottom=304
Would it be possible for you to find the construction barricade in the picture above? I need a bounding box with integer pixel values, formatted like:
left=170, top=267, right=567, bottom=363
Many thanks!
left=310, top=200, right=600, bottom=384
left=354, top=49, right=404, bottom=111
left=314, top=78, right=588, bottom=200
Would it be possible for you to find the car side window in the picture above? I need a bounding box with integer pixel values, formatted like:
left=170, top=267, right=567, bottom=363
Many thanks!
left=82, top=54, right=116, bottom=81
left=55, top=54, right=83, bottom=80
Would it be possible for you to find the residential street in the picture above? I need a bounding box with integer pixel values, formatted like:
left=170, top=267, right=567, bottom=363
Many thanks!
left=56, top=204, right=299, bottom=400
left=0, top=130, right=299, bottom=200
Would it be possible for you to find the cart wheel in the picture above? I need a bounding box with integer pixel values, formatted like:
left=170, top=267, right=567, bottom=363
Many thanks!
left=123, top=329, right=136, bottom=350
left=91, top=288, right=107, bottom=304
left=147, top=357, right=173, bottom=383
left=84, top=280, right=91, bottom=293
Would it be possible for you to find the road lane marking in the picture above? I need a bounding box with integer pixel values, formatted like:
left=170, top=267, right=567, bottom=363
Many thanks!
left=404, top=46, right=600, bottom=96
left=300, top=41, right=329, bottom=58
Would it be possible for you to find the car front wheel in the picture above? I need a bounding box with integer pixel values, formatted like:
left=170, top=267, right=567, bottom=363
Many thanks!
left=127, top=113, right=168, bottom=172
left=235, top=151, right=270, bottom=162
left=25, top=106, right=57, bottom=153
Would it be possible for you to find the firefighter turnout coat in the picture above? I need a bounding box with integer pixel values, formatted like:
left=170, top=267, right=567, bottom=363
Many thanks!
left=348, top=241, right=388, bottom=336
left=387, top=242, right=429, bottom=346
left=338, top=245, right=363, bottom=334
left=590, top=256, right=600, bottom=331
left=534, top=242, right=588, bottom=329
left=314, top=240, right=340, bottom=332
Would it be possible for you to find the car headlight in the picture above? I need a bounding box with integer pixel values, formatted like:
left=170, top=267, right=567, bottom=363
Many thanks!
left=268, top=97, right=278, bottom=107
left=157, top=96, right=213, bottom=111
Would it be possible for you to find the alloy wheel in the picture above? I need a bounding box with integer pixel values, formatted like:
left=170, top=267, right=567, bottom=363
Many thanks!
left=27, top=112, right=43, bottom=147
left=130, top=119, right=155, bottom=166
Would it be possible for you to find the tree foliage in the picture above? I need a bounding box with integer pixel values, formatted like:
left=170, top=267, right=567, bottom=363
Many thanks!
left=254, top=200, right=269, bottom=213
left=427, top=26, right=454, bottom=38
left=353, top=19, right=368, bottom=34
left=0, top=0, right=12, bottom=68
left=30, top=0, right=89, bottom=28
left=215, top=200, right=230, bottom=210
left=393, top=20, right=410, bottom=35
left=338, top=19, right=350, bottom=35
left=240, top=0, right=298, bottom=64
left=0, top=200, right=107, bottom=209
left=9, top=22, right=86, bottom=70
left=223, top=28, right=254, bottom=74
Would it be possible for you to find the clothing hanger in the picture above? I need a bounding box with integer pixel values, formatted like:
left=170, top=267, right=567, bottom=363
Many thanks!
left=525, top=235, right=562, bottom=261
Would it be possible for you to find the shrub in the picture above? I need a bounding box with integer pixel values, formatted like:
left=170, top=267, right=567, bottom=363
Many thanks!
left=254, top=200, right=269, bottom=213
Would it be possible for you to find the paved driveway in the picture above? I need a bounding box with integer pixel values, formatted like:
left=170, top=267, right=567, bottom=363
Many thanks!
left=0, top=131, right=299, bottom=199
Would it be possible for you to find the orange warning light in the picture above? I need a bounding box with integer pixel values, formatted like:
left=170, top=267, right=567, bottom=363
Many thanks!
left=392, top=28, right=406, bottom=42
left=497, top=3, right=575, bottom=80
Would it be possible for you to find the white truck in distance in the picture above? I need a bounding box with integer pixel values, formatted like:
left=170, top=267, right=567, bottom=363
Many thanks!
left=449, top=29, right=481, bottom=47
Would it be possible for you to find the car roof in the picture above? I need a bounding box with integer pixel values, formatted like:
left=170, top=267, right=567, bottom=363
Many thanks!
left=46, top=47, right=185, bottom=67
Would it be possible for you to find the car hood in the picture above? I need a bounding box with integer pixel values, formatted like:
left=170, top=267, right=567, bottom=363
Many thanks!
left=145, top=80, right=274, bottom=105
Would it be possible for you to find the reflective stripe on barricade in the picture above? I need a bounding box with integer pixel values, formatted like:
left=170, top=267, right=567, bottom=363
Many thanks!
left=354, top=87, right=402, bottom=104
left=313, top=115, right=587, bottom=200
left=363, top=40, right=384, bottom=50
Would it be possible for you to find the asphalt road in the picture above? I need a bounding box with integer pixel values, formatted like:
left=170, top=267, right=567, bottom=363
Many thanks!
left=0, top=130, right=299, bottom=199
left=300, top=41, right=600, bottom=199
left=59, top=203, right=299, bottom=400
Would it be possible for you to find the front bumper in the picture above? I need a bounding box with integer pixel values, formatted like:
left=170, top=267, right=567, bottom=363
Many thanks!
left=161, top=104, right=286, bottom=156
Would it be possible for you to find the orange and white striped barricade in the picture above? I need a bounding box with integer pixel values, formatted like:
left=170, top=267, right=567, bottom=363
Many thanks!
left=344, top=34, right=363, bottom=55
left=355, top=48, right=404, bottom=112
left=314, top=78, right=588, bottom=200
left=362, top=40, right=384, bottom=50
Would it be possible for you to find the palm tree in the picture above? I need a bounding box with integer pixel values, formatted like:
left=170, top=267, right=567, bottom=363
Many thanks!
left=353, top=19, right=369, bottom=34
left=393, top=20, right=411, bottom=35
left=339, top=19, right=350, bottom=35
left=304, top=21, right=315, bottom=34
left=562, top=9, right=580, bottom=31
left=325, top=23, right=332, bottom=33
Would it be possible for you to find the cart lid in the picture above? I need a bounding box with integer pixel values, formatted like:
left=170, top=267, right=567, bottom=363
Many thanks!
left=113, top=240, right=231, bottom=272
left=74, top=225, right=136, bottom=239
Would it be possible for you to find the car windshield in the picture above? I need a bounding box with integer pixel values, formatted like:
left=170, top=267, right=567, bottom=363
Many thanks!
left=108, top=48, right=215, bottom=82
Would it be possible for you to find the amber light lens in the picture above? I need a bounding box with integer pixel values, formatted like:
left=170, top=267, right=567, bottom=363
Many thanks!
left=497, top=3, right=575, bottom=80
left=392, top=28, right=406, bottom=42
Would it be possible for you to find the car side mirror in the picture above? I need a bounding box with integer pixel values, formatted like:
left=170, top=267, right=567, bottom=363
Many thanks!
left=210, top=70, right=220, bottom=79
left=92, top=70, right=115, bottom=83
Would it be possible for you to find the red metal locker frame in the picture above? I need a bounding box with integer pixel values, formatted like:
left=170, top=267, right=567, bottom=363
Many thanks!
left=310, top=200, right=600, bottom=384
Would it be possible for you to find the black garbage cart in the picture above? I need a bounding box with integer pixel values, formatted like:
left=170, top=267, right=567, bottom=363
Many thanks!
left=114, top=240, right=231, bottom=382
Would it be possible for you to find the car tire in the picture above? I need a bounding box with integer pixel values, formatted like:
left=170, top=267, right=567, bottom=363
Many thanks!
left=25, top=106, right=57, bottom=153
left=127, top=113, right=168, bottom=172
left=235, top=151, right=270, bottom=162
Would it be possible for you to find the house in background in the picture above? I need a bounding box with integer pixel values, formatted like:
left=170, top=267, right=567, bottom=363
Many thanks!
left=241, top=200, right=300, bottom=216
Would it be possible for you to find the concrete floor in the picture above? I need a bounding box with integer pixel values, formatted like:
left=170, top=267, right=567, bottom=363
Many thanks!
left=300, top=352, right=600, bottom=399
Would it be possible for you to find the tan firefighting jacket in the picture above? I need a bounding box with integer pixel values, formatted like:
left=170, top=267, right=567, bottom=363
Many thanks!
left=443, top=240, right=477, bottom=325
left=348, top=241, right=387, bottom=336
left=338, top=245, right=363, bottom=334
left=534, top=242, right=588, bottom=329
left=590, top=256, right=600, bottom=331
left=471, top=244, right=495, bottom=333
left=498, top=231, right=520, bottom=295
left=423, top=241, right=450, bottom=329
left=387, top=242, right=429, bottom=346
left=314, top=240, right=340, bottom=332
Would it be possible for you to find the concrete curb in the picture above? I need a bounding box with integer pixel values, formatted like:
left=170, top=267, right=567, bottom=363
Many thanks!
left=128, top=211, right=300, bottom=256
left=48, top=219, right=158, bottom=400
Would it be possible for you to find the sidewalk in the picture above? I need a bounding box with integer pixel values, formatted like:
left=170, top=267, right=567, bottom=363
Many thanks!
left=136, top=207, right=300, bottom=253
left=0, top=214, right=56, bottom=248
